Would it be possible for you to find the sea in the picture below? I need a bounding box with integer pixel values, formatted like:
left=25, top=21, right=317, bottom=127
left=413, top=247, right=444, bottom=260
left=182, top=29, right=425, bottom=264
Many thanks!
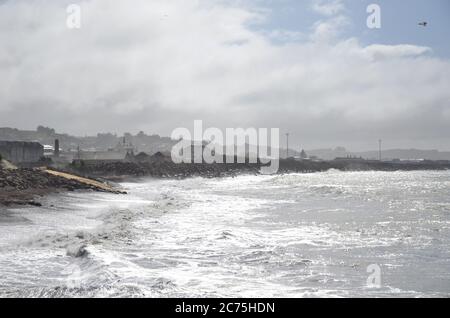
left=0, top=170, right=449, bottom=298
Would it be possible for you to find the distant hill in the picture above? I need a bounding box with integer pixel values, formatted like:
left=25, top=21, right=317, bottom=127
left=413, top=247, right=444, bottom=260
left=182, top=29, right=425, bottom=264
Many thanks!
left=354, top=149, right=450, bottom=161
left=306, top=147, right=450, bottom=161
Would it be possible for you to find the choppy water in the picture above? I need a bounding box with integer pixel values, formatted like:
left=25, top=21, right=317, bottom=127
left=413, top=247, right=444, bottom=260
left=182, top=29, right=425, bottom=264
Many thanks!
left=0, top=170, right=449, bottom=298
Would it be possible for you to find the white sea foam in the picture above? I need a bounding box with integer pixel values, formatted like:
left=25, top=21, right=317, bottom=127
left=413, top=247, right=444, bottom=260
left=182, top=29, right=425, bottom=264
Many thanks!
left=0, top=171, right=449, bottom=297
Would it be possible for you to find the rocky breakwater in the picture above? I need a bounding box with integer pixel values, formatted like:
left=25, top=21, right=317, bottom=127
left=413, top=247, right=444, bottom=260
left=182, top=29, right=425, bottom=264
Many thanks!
left=69, top=152, right=450, bottom=181
left=71, top=161, right=262, bottom=180
left=69, top=153, right=262, bottom=180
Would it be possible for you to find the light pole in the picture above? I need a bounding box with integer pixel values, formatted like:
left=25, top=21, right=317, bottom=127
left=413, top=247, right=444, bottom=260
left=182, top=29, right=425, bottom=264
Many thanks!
left=379, top=139, right=382, bottom=161
left=286, top=133, right=290, bottom=158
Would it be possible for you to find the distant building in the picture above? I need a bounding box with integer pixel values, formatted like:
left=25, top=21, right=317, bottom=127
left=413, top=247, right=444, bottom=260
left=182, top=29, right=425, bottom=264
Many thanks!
left=68, top=137, right=137, bottom=162
left=294, top=149, right=321, bottom=161
left=300, top=149, right=308, bottom=159
left=0, top=141, right=44, bottom=163
left=75, top=151, right=128, bottom=161
left=43, top=144, right=55, bottom=156
left=110, top=137, right=136, bottom=156
left=334, top=156, right=366, bottom=163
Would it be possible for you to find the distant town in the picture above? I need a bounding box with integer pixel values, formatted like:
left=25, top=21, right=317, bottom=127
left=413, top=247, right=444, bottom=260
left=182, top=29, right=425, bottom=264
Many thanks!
left=1, top=126, right=450, bottom=167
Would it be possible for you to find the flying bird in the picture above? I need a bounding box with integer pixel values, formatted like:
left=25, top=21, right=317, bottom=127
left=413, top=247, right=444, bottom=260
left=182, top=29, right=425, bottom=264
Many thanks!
left=418, top=21, right=428, bottom=27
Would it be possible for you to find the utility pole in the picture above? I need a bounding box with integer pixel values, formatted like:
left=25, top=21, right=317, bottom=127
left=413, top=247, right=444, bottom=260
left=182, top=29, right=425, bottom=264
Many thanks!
left=379, top=139, right=382, bottom=161
left=286, top=133, right=290, bottom=158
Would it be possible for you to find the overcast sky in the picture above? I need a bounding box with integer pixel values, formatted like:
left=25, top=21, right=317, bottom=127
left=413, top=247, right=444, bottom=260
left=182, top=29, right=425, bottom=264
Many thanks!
left=0, top=0, right=449, bottom=151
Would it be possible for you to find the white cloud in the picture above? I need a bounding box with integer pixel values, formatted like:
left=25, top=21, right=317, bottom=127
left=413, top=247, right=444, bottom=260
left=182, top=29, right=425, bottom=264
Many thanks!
left=0, top=0, right=449, bottom=149
left=311, top=0, right=345, bottom=16
left=311, top=15, right=350, bottom=43
left=363, top=44, right=432, bottom=60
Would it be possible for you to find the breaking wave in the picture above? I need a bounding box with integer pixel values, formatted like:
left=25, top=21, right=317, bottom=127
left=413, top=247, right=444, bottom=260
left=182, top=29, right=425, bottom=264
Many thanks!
left=1, top=171, right=449, bottom=297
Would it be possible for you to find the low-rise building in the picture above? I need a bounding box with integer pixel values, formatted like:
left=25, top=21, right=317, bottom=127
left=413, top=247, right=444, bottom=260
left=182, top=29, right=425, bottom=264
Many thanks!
left=0, top=141, right=44, bottom=163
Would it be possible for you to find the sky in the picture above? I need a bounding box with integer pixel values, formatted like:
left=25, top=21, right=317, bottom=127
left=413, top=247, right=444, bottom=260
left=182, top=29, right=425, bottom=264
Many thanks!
left=0, top=0, right=449, bottom=151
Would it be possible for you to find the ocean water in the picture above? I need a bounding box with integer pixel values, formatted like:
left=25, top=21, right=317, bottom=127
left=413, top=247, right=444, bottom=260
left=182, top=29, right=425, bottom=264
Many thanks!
left=0, top=170, right=449, bottom=298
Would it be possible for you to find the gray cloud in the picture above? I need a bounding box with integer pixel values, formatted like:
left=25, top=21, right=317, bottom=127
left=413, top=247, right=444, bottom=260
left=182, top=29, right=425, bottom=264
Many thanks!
left=0, top=0, right=449, bottom=150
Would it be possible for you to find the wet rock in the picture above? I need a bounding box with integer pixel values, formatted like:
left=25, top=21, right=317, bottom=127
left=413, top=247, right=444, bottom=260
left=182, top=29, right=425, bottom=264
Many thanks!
left=28, top=201, right=42, bottom=207
left=66, top=244, right=89, bottom=258
left=75, top=231, right=85, bottom=239
left=1, top=166, right=123, bottom=206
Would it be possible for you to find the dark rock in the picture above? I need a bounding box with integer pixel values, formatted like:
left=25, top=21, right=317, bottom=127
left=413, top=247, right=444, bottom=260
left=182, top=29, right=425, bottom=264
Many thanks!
left=28, top=201, right=42, bottom=207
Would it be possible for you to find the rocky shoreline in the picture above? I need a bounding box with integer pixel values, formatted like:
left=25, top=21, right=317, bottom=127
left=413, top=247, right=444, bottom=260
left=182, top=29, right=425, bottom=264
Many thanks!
left=0, top=165, right=123, bottom=207
left=2, top=154, right=450, bottom=207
